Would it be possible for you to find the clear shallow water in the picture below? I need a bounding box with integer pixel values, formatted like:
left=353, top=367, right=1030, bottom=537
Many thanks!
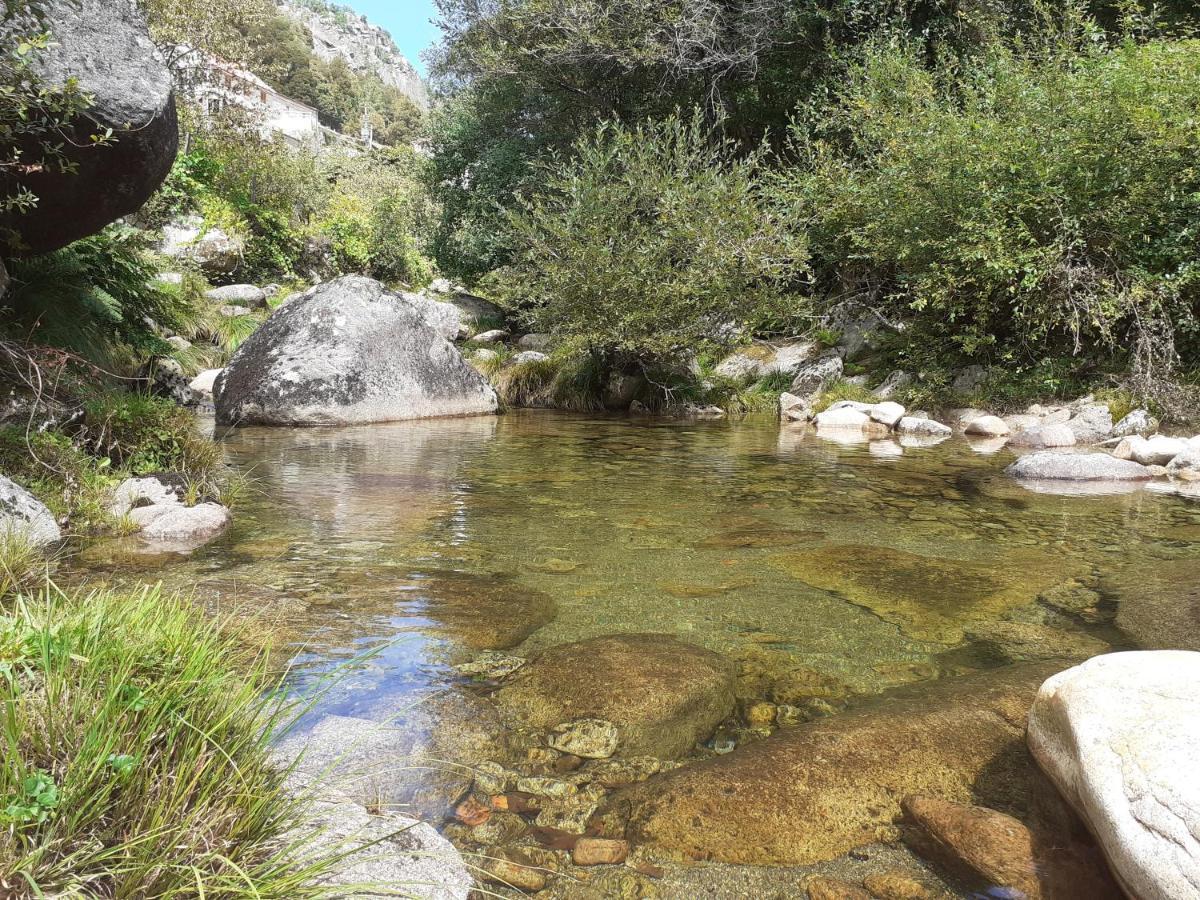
left=68, top=411, right=1200, bottom=809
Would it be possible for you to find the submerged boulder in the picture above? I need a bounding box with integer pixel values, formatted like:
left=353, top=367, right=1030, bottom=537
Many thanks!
left=0, top=476, right=60, bottom=547
left=598, top=664, right=1058, bottom=865
left=1107, top=558, right=1200, bottom=652
left=1028, top=652, right=1200, bottom=900
left=0, top=0, right=177, bottom=254
left=494, top=634, right=735, bottom=759
left=214, top=276, right=498, bottom=426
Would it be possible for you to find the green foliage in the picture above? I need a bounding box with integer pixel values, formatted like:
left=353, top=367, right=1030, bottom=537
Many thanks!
left=811, top=379, right=878, bottom=413
left=488, top=112, right=804, bottom=362
left=3, top=226, right=188, bottom=367
left=0, top=584, right=346, bottom=896
left=0, top=429, right=117, bottom=533
left=82, top=391, right=219, bottom=478
left=781, top=29, right=1200, bottom=371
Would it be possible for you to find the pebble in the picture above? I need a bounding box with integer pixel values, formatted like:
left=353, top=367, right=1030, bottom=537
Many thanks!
left=548, top=718, right=620, bottom=759
left=483, top=854, right=547, bottom=892
left=516, top=775, right=577, bottom=800
left=573, top=837, right=630, bottom=866
left=863, top=871, right=934, bottom=900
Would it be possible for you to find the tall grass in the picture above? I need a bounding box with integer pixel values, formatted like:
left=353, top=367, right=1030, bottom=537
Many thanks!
left=0, top=585, right=346, bottom=898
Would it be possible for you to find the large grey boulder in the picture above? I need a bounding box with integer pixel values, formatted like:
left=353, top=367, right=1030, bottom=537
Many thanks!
left=215, top=276, right=498, bottom=426
left=1065, top=404, right=1114, bottom=444
left=1028, top=652, right=1200, bottom=900
left=0, top=0, right=177, bottom=254
left=790, top=352, right=843, bottom=397
left=1006, top=452, right=1151, bottom=482
left=0, top=476, right=60, bottom=547
left=403, top=292, right=464, bottom=341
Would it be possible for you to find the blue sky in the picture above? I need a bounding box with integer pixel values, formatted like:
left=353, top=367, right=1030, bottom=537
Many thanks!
left=345, top=1, right=442, bottom=77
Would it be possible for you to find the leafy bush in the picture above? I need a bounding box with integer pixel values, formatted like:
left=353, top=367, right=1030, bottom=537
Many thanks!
left=488, top=112, right=805, bottom=363
left=0, top=585, right=344, bottom=896
left=0, top=429, right=116, bottom=532
left=781, top=29, right=1200, bottom=376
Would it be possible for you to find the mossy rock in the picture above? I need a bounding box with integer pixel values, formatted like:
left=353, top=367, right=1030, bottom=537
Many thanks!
left=494, top=634, right=735, bottom=759
left=418, top=570, right=558, bottom=650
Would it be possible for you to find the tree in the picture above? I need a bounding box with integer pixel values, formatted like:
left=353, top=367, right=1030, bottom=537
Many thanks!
left=487, top=113, right=805, bottom=362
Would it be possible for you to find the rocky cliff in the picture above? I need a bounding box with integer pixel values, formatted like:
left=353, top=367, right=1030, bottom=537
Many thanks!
left=278, top=1, right=429, bottom=108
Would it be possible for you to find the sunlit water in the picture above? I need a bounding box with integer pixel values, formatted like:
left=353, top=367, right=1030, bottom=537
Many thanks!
left=67, top=410, right=1200, bottom=839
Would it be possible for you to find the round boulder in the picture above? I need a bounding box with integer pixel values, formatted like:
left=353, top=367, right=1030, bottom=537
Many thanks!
left=1028, top=652, right=1200, bottom=900
left=0, top=476, right=60, bottom=547
left=214, top=276, right=499, bottom=426
left=0, top=0, right=177, bottom=254
left=494, top=634, right=735, bottom=759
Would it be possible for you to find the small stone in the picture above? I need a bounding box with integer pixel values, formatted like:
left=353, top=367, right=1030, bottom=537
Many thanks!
left=455, top=651, right=527, bottom=680
left=473, top=761, right=512, bottom=796
left=744, top=701, right=777, bottom=728
left=964, top=415, right=1010, bottom=437
left=516, top=775, right=577, bottom=800
left=473, top=328, right=509, bottom=344
left=511, top=350, right=550, bottom=365
left=896, top=417, right=951, bottom=436
left=780, top=392, right=812, bottom=422
left=862, top=871, right=932, bottom=900
left=548, top=718, right=620, bottom=759
left=471, top=810, right=527, bottom=845
left=572, top=837, right=630, bottom=866
left=454, top=794, right=492, bottom=827
left=534, top=797, right=599, bottom=833
left=806, top=876, right=871, bottom=900
left=483, top=853, right=547, bottom=892
left=815, top=407, right=870, bottom=430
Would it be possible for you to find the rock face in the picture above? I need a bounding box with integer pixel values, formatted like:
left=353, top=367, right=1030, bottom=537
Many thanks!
left=0, top=0, right=177, bottom=255
left=1028, top=652, right=1200, bottom=900
left=0, top=476, right=60, bottom=547
left=1006, top=452, right=1151, bottom=482
left=280, top=0, right=429, bottom=108
left=494, top=634, right=735, bottom=759
left=600, top=664, right=1057, bottom=865
left=215, top=277, right=498, bottom=426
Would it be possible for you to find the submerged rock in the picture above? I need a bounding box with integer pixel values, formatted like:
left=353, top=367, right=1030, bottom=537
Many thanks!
left=214, top=276, right=498, bottom=426
left=290, top=774, right=473, bottom=900
left=277, top=690, right=506, bottom=823
left=495, top=634, right=735, bottom=759
left=419, top=570, right=557, bottom=651
left=1107, top=558, right=1200, bottom=651
left=1028, top=652, right=1200, bottom=900
left=1005, top=452, right=1151, bottom=482
left=966, top=621, right=1109, bottom=663
left=0, top=0, right=177, bottom=254
left=901, top=795, right=1119, bottom=900
left=0, top=476, right=60, bottom=547
left=548, top=718, right=620, bottom=759
left=599, top=664, right=1058, bottom=865
left=770, top=544, right=1069, bottom=644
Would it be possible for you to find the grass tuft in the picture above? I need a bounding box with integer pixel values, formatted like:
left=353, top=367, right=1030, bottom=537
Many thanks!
left=0, top=585, right=346, bottom=898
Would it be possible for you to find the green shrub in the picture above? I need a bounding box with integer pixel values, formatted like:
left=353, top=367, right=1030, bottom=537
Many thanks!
left=487, top=112, right=805, bottom=363
left=782, top=30, right=1200, bottom=374
left=0, top=585, right=344, bottom=896
left=82, top=392, right=219, bottom=478
left=3, top=226, right=190, bottom=368
left=0, top=429, right=116, bottom=532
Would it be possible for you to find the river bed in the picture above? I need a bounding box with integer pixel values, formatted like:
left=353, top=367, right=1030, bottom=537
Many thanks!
left=68, top=410, right=1200, bottom=896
